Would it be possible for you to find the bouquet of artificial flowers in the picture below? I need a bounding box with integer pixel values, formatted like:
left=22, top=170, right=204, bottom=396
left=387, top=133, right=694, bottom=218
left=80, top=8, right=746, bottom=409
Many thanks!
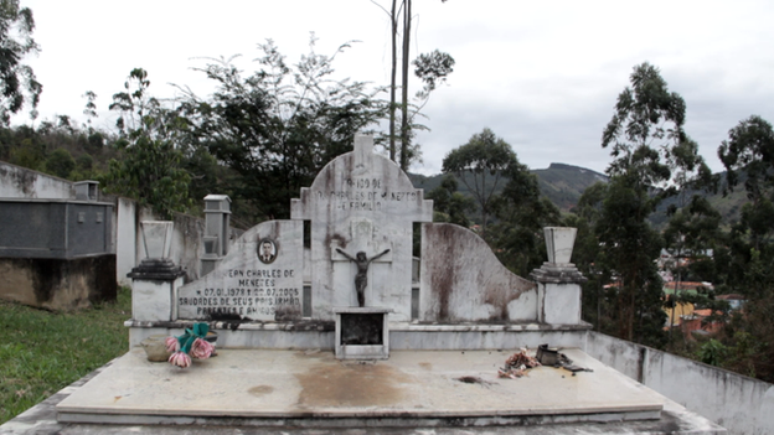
left=165, top=322, right=215, bottom=368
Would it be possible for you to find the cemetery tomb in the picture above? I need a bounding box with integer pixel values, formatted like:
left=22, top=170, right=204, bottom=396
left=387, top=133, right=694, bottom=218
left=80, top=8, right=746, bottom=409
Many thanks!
left=51, top=136, right=723, bottom=432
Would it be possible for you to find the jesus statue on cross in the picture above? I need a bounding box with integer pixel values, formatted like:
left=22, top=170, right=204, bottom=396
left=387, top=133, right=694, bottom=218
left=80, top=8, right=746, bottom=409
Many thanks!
left=336, top=248, right=390, bottom=307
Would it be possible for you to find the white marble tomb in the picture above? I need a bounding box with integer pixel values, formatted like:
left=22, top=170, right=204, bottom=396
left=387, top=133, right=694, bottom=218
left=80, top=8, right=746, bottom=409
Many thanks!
left=167, top=135, right=582, bottom=327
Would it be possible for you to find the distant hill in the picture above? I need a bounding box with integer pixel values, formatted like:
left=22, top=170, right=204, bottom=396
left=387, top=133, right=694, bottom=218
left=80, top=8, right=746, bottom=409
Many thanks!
left=532, top=163, right=608, bottom=210
left=409, top=163, right=608, bottom=212
left=651, top=172, right=749, bottom=228
left=410, top=163, right=751, bottom=228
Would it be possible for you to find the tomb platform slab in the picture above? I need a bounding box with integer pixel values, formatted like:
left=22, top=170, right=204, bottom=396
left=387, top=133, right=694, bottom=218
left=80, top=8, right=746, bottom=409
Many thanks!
left=57, top=348, right=673, bottom=429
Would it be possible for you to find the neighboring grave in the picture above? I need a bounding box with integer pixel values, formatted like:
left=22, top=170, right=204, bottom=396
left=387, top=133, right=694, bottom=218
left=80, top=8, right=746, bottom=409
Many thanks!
left=0, top=182, right=116, bottom=311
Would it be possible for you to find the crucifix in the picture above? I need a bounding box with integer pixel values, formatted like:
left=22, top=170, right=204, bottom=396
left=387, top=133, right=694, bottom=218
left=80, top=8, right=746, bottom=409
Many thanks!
left=335, top=248, right=390, bottom=307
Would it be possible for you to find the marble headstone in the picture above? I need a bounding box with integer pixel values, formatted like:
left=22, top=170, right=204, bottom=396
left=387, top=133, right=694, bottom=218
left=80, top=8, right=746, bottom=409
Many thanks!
left=292, top=135, right=433, bottom=321
left=177, top=221, right=303, bottom=321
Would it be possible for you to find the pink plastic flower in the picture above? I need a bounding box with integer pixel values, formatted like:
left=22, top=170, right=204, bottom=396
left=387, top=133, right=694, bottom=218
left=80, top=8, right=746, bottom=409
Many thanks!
left=168, top=351, right=192, bottom=368
left=165, top=336, right=180, bottom=353
left=190, top=338, right=214, bottom=359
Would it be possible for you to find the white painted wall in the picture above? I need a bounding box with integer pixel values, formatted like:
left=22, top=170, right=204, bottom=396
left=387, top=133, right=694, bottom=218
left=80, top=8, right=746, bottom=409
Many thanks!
left=585, top=331, right=774, bottom=435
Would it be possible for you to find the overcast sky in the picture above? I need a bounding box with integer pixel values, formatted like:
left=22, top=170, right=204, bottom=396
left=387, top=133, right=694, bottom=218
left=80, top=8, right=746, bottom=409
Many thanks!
left=14, top=0, right=774, bottom=175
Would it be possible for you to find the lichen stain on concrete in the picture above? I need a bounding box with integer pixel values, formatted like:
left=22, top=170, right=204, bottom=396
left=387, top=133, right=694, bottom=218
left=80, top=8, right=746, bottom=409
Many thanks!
left=295, top=362, right=414, bottom=408
left=326, top=233, right=347, bottom=250
left=484, top=277, right=534, bottom=321
left=424, top=222, right=536, bottom=322
left=4, top=164, right=38, bottom=196
left=248, top=385, right=274, bottom=396
left=425, top=223, right=456, bottom=321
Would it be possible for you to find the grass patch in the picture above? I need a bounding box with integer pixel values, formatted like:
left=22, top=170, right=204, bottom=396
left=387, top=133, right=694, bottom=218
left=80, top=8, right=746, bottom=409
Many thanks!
left=0, top=286, right=131, bottom=424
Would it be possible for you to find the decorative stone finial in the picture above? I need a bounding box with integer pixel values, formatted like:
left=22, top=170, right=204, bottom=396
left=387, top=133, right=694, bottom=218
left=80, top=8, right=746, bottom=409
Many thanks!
left=530, top=227, right=585, bottom=284
left=544, top=227, right=577, bottom=265
left=141, top=221, right=174, bottom=260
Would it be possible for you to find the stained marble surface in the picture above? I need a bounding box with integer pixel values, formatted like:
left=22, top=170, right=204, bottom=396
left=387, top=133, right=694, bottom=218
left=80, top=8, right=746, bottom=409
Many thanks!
left=57, top=348, right=664, bottom=419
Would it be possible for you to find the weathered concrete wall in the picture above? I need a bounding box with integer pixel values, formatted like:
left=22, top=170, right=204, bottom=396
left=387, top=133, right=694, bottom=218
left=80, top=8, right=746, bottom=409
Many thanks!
left=131, top=206, right=240, bottom=284
left=0, top=161, right=74, bottom=199
left=420, top=223, right=538, bottom=323
left=585, top=331, right=774, bottom=435
left=0, top=255, right=117, bottom=311
left=115, top=197, right=211, bottom=285
left=170, top=211, right=209, bottom=283
left=0, top=161, right=241, bottom=287
left=0, top=199, right=114, bottom=259
left=392, top=326, right=587, bottom=350
left=114, top=197, right=136, bottom=286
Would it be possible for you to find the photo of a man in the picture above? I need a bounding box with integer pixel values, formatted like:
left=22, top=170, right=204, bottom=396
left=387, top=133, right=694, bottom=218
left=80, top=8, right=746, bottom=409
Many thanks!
left=257, top=238, right=277, bottom=264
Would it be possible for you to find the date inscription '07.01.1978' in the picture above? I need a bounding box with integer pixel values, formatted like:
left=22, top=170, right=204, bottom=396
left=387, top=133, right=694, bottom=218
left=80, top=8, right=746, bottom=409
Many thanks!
left=178, top=268, right=300, bottom=318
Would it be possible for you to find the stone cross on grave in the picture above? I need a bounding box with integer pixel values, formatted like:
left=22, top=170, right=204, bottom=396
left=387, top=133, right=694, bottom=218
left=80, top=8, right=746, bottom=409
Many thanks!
left=331, top=219, right=392, bottom=307
left=291, top=135, right=433, bottom=321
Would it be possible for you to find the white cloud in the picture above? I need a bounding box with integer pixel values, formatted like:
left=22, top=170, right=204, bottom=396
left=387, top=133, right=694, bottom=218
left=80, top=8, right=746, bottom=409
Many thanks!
left=13, top=0, right=774, bottom=176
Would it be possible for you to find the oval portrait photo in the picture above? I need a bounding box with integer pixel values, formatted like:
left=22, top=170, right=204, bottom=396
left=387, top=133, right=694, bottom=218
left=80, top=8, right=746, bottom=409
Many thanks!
left=257, top=238, right=277, bottom=264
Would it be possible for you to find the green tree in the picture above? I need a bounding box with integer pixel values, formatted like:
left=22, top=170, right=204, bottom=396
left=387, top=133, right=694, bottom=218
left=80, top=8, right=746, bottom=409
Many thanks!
left=103, top=136, right=191, bottom=219
left=82, top=90, right=98, bottom=130
left=442, top=128, right=517, bottom=235
left=426, top=174, right=475, bottom=227
left=596, top=176, right=666, bottom=345
left=489, top=163, right=561, bottom=276
left=8, top=136, right=42, bottom=170
left=69, top=153, right=95, bottom=180
left=713, top=115, right=774, bottom=382
left=109, top=68, right=183, bottom=142
left=102, top=69, right=191, bottom=219
left=86, top=132, right=104, bottom=151
left=44, top=148, right=75, bottom=179
left=659, top=111, right=714, bottom=345
left=698, top=339, right=727, bottom=367
left=718, top=115, right=774, bottom=251
left=597, top=63, right=702, bottom=345
left=662, top=195, right=724, bottom=343
left=565, top=182, right=609, bottom=330
left=0, top=0, right=42, bottom=125
left=371, top=0, right=453, bottom=170
left=412, top=50, right=455, bottom=102
left=713, top=117, right=774, bottom=300
left=400, top=49, right=454, bottom=169
left=178, top=37, right=385, bottom=222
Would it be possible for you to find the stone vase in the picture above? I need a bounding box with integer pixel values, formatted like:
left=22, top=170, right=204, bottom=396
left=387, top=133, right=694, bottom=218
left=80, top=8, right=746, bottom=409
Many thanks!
left=141, top=335, right=172, bottom=362
left=543, top=227, right=577, bottom=265
left=141, top=221, right=174, bottom=260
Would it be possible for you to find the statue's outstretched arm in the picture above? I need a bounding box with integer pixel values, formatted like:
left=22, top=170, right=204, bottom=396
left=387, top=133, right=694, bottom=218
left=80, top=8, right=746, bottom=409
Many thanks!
left=336, top=248, right=356, bottom=262
left=370, top=248, right=390, bottom=263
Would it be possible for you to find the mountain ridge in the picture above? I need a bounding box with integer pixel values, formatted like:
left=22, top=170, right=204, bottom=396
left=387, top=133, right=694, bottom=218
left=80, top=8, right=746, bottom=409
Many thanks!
left=409, top=162, right=608, bottom=212
left=410, top=163, right=747, bottom=227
